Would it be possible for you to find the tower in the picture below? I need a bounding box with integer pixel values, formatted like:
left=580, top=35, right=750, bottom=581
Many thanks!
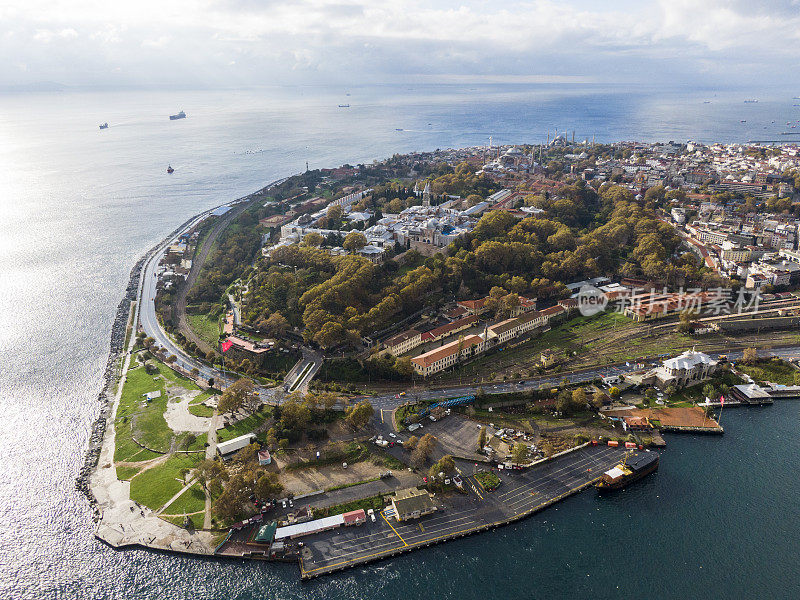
left=422, top=181, right=431, bottom=207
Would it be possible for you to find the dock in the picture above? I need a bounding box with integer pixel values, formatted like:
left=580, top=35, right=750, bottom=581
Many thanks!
left=296, top=445, right=626, bottom=579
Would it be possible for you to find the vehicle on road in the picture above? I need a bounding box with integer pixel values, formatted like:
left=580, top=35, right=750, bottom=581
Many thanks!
left=388, top=433, right=397, bottom=438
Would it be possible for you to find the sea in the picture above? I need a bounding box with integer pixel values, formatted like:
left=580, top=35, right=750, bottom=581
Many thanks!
left=1, top=83, right=800, bottom=599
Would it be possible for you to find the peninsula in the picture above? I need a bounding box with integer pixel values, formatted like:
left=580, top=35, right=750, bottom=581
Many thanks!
left=84, top=139, right=800, bottom=578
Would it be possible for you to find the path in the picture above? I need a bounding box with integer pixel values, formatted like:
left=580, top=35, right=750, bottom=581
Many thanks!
left=91, top=281, right=217, bottom=555
left=203, top=409, right=220, bottom=529
left=156, top=477, right=199, bottom=516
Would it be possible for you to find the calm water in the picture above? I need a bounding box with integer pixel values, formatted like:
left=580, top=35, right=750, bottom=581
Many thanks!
left=1, top=84, right=800, bottom=599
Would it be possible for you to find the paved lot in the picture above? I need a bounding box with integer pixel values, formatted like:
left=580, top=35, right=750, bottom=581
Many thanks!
left=419, top=415, right=485, bottom=461
left=604, top=405, right=719, bottom=428
left=298, top=444, right=627, bottom=578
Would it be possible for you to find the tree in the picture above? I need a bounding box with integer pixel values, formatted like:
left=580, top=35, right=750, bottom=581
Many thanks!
left=743, top=347, right=758, bottom=364
left=609, top=386, right=620, bottom=399
left=343, top=231, right=368, bottom=251
left=345, top=400, right=374, bottom=430
left=404, top=435, right=419, bottom=450
left=263, top=312, right=289, bottom=337
left=207, top=377, right=215, bottom=389
left=191, top=367, right=200, bottom=377
left=591, top=390, right=608, bottom=410
left=143, top=337, right=155, bottom=349
left=265, top=427, right=278, bottom=450
left=411, top=433, right=436, bottom=467
left=702, top=384, right=717, bottom=400
left=477, top=426, right=487, bottom=450
left=428, top=454, right=455, bottom=480
left=327, top=204, right=343, bottom=222
left=555, top=390, right=572, bottom=414
left=194, top=459, right=228, bottom=495
left=302, top=232, right=324, bottom=247
left=571, top=388, right=587, bottom=409
left=166, top=354, right=177, bottom=364
left=511, top=443, right=529, bottom=464
left=213, top=472, right=253, bottom=522
left=254, top=473, right=283, bottom=500
left=280, top=397, right=312, bottom=431
left=218, top=378, right=257, bottom=414
left=180, top=433, right=197, bottom=451
left=677, top=309, right=697, bottom=333
left=466, top=194, right=482, bottom=207
left=234, top=442, right=260, bottom=464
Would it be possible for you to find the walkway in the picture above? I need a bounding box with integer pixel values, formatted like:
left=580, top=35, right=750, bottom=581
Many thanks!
left=203, top=410, right=220, bottom=529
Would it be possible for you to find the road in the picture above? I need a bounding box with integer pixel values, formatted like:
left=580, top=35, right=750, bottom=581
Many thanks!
left=360, top=346, right=800, bottom=412
left=134, top=196, right=800, bottom=412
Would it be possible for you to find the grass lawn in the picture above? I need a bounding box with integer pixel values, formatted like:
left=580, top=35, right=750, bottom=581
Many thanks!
left=189, top=403, right=215, bottom=418
left=187, top=311, right=222, bottom=348
left=116, top=465, right=143, bottom=480
left=738, top=359, right=800, bottom=386
left=217, top=407, right=272, bottom=442
left=162, top=482, right=206, bottom=514
left=129, top=454, right=203, bottom=511
left=474, top=471, right=501, bottom=490
left=115, top=354, right=207, bottom=461
left=114, top=420, right=163, bottom=463
left=175, top=432, right=208, bottom=452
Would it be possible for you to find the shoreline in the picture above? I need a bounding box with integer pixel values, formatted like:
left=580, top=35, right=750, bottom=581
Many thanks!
left=81, top=177, right=292, bottom=555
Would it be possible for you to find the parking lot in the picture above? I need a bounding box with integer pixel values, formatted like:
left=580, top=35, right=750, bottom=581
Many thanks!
left=298, top=444, right=626, bottom=578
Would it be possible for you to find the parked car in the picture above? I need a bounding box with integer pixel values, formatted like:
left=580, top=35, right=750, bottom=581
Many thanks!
left=367, top=509, right=376, bottom=522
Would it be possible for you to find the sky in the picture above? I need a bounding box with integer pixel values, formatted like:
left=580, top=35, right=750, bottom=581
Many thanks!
left=1, top=0, right=799, bottom=88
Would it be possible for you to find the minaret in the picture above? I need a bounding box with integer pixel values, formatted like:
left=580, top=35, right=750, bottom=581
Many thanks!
left=423, top=181, right=431, bottom=207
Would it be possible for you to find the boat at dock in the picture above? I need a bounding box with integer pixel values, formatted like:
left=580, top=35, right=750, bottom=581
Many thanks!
left=169, top=110, right=186, bottom=120
left=595, top=451, right=658, bottom=491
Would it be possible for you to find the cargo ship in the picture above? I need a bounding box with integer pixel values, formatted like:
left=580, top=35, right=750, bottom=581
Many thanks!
left=169, top=110, right=186, bottom=120
left=595, top=451, right=658, bottom=491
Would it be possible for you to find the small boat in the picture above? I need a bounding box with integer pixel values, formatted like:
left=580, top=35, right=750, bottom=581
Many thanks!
left=744, top=99, right=758, bottom=103
left=740, top=120, right=747, bottom=123
left=169, top=110, right=186, bottom=120
left=167, top=165, right=174, bottom=174
left=338, top=104, right=350, bottom=108
left=596, top=452, right=658, bottom=491
left=703, top=100, right=711, bottom=104
left=99, top=122, right=108, bottom=129
left=395, top=128, right=404, bottom=131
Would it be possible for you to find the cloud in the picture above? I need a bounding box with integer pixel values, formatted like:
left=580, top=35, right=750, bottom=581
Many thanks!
left=32, top=28, right=78, bottom=43
left=0, top=0, right=799, bottom=87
